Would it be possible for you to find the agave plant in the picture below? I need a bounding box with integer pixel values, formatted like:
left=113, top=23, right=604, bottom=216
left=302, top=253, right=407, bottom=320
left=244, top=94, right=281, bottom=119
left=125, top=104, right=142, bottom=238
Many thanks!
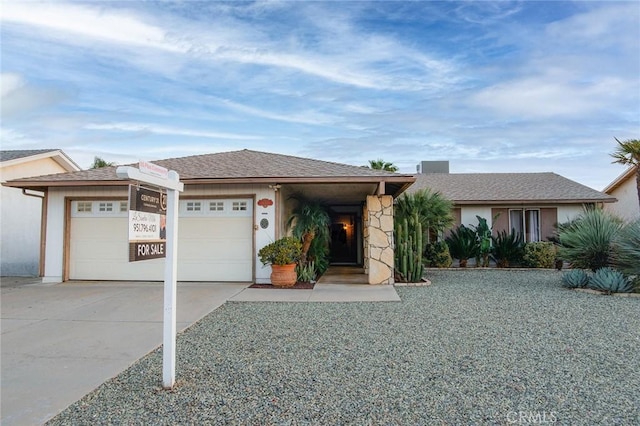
left=445, top=225, right=479, bottom=267
left=612, top=219, right=640, bottom=277
left=557, top=208, right=623, bottom=271
left=561, top=269, right=589, bottom=289
left=296, top=261, right=317, bottom=283
left=588, top=267, right=633, bottom=294
left=491, top=229, right=524, bottom=268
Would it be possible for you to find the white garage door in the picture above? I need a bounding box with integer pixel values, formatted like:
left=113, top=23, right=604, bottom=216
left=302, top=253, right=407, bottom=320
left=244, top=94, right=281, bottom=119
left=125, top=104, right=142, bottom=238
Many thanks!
left=69, top=198, right=253, bottom=282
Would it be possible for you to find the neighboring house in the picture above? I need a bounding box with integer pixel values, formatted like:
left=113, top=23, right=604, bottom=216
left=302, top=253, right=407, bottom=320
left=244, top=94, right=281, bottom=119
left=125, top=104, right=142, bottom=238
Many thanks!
left=1, top=149, right=81, bottom=276
left=3, top=150, right=415, bottom=285
left=409, top=161, right=616, bottom=242
left=603, top=166, right=639, bottom=221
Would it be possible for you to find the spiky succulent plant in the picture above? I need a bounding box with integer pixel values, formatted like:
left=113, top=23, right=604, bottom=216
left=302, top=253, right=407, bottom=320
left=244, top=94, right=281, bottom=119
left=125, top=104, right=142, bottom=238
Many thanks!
left=588, top=267, right=633, bottom=294
left=561, top=269, right=590, bottom=289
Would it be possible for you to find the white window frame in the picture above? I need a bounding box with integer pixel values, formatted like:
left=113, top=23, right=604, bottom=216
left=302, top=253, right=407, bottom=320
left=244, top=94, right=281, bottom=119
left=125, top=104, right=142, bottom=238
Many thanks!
left=180, top=199, right=253, bottom=217
left=71, top=200, right=127, bottom=218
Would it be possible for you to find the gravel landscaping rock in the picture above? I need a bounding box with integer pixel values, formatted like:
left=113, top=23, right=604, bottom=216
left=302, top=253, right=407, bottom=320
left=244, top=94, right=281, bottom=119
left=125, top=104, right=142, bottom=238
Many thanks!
left=47, top=270, right=639, bottom=425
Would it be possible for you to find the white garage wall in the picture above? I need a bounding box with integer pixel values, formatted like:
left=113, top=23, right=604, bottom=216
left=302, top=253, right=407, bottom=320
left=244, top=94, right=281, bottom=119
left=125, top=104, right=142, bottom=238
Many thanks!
left=43, top=184, right=276, bottom=283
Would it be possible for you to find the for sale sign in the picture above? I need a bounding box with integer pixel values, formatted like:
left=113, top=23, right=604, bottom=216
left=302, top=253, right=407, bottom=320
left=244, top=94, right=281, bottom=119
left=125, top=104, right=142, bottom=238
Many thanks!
left=128, top=185, right=167, bottom=261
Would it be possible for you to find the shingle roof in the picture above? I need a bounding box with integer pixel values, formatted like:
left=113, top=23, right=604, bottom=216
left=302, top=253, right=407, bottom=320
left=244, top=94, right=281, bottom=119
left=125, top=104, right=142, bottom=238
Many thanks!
left=408, top=172, right=615, bottom=204
left=0, top=149, right=58, bottom=162
left=4, top=149, right=414, bottom=188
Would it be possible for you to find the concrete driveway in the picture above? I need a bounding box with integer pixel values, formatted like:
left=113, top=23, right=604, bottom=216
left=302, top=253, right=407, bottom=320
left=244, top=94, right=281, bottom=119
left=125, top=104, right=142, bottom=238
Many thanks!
left=0, top=277, right=249, bottom=426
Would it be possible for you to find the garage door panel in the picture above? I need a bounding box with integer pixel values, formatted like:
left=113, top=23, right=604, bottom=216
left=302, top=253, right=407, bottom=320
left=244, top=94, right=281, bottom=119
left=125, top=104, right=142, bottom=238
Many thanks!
left=180, top=218, right=251, bottom=238
left=69, top=199, right=253, bottom=282
left=178, top=240, right=251, bottom=259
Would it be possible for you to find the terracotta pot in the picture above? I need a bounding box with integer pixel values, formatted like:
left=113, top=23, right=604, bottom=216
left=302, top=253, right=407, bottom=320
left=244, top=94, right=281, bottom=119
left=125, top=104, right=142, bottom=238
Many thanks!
left=270, top=263, right=297, bottom=287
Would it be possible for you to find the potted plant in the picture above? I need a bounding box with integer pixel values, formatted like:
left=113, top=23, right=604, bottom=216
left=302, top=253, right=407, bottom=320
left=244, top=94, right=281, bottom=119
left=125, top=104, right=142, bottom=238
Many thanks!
left=258, top=237, right=302, bottom=287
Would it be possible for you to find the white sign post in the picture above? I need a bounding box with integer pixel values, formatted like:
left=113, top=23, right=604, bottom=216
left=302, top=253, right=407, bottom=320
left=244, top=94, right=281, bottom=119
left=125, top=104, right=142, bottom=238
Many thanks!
left=116, top=164, right=184, bottom=389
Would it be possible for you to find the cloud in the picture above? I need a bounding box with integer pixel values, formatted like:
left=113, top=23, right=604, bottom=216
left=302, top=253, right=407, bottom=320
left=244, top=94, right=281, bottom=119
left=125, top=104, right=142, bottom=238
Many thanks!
left=1, top=1, right=458, bottom=92
left=84, top=122, right=263, bottom=141
left=0, top=73, right=70, bottom=118
left=218, top=98, right=338, bottom=125
left=472, top=75, right=628, bottom=118
left=1, top=2, right=186, bottom=53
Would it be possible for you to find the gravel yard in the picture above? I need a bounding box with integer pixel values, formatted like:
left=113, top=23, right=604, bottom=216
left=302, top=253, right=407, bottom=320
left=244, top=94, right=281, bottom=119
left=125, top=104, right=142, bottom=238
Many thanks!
left=47, top=270, right=639, bottom=425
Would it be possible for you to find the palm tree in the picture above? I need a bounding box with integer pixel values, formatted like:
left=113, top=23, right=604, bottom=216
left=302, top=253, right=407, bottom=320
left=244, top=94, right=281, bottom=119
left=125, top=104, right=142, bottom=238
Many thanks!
left=368, top=159, right=399, bottom=172
left=90, top=156, right=116, bottom=169
left=395, top=189, right=454, bottom=244
left=286, top=196, right=331, bottom=267
left=610, top=138, right=640, bottom=208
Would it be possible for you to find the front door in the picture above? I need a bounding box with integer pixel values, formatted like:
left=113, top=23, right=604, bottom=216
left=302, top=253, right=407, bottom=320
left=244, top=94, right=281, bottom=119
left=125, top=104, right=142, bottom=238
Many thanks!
left=330, top=213, right=358, bottom=264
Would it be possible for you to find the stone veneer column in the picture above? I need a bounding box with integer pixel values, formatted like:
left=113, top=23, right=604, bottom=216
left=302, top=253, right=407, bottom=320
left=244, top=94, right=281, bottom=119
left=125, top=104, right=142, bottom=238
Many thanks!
left=363, top=202, right=369, bottom=275
left=365, top=195, right=394, bottom=285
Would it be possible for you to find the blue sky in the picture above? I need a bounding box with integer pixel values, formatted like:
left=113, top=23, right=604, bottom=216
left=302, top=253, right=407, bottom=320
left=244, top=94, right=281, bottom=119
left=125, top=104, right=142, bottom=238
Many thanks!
left=1, top=1, right=638, bottom=190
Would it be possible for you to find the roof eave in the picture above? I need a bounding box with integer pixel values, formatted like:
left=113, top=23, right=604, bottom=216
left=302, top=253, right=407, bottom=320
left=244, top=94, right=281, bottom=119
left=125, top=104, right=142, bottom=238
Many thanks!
left=603, top=166, right=637, bottom=194
left=3, top=175, right=416, bottom=190
left=452, top=198, right=617, bottom=206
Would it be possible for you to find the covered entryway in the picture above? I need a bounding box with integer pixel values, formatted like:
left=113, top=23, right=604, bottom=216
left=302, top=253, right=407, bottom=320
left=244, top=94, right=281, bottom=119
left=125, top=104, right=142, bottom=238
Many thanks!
left=68, top=198, right=253, bottom=282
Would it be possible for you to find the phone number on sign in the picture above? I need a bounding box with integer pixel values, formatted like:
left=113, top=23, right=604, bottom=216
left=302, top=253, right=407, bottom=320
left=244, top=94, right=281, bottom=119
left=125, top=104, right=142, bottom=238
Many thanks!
left=133, top=223, right=157, bottom=233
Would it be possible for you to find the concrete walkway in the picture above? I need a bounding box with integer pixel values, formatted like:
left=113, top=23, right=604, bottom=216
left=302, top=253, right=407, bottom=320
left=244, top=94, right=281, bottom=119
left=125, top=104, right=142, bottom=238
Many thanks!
left=231, top=266, right=400, bottom=302
left=229, top=283, right=400, bottom=302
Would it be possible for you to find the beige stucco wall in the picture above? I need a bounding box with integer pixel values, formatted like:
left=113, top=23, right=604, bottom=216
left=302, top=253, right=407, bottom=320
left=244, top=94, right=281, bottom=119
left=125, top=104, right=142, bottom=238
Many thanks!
left=605, top=176, right=639, bottom=221
left=1, top=157, right=70, bottom=276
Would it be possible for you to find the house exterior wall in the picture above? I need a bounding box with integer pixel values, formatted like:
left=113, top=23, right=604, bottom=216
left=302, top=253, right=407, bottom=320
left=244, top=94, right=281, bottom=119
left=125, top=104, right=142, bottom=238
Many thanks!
left=605, top=175, right=639, bottom=221
left=557, top=205, right=584, bottom=224
left=460, top=207, right=492, bottom=229
left=42, top=184, right=276, bottom=283
left=1, top=158, right=70, bottom=276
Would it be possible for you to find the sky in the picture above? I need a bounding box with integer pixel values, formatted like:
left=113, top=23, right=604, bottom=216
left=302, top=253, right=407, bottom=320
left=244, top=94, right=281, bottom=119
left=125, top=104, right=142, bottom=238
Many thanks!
left=1, top=1, right=639, bottom=190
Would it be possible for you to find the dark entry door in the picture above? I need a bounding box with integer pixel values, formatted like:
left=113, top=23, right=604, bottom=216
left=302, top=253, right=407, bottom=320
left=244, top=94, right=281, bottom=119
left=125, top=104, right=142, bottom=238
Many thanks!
left=330, top=213, right=358, bottom=264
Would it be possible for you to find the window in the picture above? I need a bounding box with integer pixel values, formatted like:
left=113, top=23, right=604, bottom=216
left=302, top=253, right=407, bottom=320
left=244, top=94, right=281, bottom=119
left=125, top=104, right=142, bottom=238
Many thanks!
left=186, top=201, right=202, bottom=212
left=509, top=209, right=540, bottom=242
left=232, top=201, right=247, bottom=211
left=77, top=201, right=92, bottom=213
left=98, top=202, right=114, bottom=212
left=120, top=201, right=128, bottom=212
left=209, top=201, right=224, bottom=212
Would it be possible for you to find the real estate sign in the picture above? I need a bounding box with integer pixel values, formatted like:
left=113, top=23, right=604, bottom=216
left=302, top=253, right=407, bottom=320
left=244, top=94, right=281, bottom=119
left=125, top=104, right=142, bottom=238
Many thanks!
left=128, top=185, right=167, bottom=261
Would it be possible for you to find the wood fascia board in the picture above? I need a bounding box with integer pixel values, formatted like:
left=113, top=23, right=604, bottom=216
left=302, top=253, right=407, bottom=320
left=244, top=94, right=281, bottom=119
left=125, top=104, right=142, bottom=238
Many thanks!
left=603, top=166, right=637, bottom=194
left=3, top=174, right=417, bottom=189
left=452, top=198, right=618, bottom=206
left=392, top=182, right=415, bottom=198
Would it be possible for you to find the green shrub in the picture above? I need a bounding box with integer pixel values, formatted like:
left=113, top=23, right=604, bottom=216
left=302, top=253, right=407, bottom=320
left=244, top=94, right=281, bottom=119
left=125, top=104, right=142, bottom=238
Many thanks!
left=612, top=219, right=640, bottom=276
left=445, top=225, right=479, bottom=267
left=424, top=241, right=453, bottom=267
left=491, top=229, right=524, bottom=268
left=258, top=237, right=302, bottom=266
left=557, top=209, right=623, bottom=271
left=588, top=267, right=633, bottom=294
left=523, top=242, right=556, bottom=268
left=561, top=269, right=589, bottom=288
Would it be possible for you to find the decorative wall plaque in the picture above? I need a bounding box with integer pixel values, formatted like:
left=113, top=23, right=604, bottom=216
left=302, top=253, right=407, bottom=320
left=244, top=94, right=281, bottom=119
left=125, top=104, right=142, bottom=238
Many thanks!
left=257, top=198, right=274, bottom=208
